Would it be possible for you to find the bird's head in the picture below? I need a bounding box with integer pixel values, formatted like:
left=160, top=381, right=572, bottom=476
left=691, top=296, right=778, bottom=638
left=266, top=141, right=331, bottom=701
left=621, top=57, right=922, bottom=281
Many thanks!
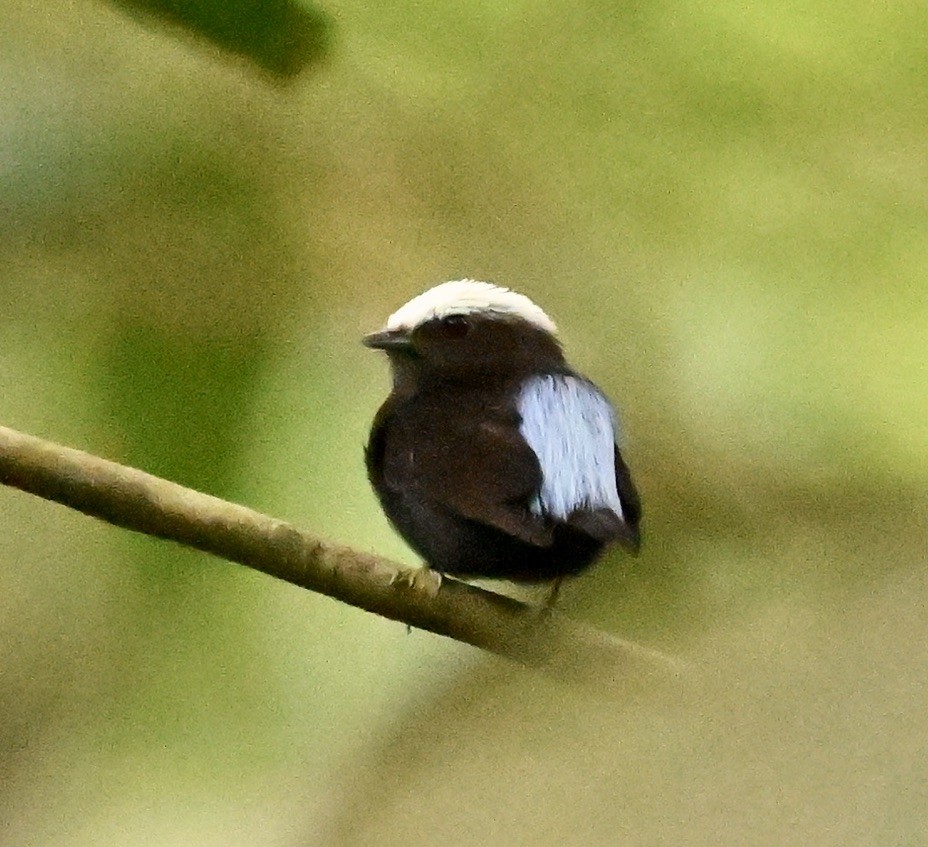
left=364, top=280, right=565, bottom=390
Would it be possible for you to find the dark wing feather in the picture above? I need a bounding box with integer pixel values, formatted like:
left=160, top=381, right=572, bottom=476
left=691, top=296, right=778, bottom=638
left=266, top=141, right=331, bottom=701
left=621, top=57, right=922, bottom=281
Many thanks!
left=372, top=395, right=553, bottom=548
left=437, top=418, right=554, bottom=547
left=612, top=444, right=642, bottom=552
left=566, top=446, right=640, bottom=549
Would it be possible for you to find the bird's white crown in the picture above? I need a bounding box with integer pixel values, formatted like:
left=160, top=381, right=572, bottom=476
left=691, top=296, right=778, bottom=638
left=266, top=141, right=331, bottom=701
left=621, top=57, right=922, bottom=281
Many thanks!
left=385, top=279, right=557, bottom=335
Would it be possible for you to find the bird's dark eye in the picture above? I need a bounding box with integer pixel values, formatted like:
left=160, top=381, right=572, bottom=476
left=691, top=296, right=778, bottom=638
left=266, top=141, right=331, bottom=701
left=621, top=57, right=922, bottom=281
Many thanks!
left=439, top=314, right=471, bottom=339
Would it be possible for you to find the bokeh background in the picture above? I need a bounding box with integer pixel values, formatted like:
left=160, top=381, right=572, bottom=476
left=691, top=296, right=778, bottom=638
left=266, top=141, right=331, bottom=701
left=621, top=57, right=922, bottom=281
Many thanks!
left=2, top=1, right=927, bottom=844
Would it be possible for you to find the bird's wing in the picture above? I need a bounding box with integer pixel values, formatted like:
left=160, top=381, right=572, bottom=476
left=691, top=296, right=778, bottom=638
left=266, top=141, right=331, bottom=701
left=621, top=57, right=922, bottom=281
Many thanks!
left=517, top=373, right=640, bottom=548
left=613, top=444, right=642, bottom=552
left=373, top=395, right=554, bottom=548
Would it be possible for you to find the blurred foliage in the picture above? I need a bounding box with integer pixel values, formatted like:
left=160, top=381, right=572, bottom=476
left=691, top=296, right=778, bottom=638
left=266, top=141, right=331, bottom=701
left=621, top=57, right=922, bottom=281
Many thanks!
left=1, top=0, right=927, bottom=844
left=109, top=0, right=331, bottom=76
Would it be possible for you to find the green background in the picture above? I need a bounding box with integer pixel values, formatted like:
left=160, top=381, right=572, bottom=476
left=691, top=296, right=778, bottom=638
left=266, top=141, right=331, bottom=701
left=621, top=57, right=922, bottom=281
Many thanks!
left=1, top=1, right=926, bottom=844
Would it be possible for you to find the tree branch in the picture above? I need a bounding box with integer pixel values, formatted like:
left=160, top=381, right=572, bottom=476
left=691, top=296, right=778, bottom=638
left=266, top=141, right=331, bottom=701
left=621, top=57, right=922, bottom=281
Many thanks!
left=0, top=424, right=682, bottom=689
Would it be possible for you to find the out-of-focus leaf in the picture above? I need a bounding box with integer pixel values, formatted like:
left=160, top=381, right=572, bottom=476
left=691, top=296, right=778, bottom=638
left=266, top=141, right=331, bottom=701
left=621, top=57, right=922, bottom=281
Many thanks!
left=108, top=0, right=331, bottom=77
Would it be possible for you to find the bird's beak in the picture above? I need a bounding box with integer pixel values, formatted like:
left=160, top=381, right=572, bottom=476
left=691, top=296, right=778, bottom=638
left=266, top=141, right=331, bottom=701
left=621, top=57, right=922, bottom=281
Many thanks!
left=362, top=328, right=413, bottom=352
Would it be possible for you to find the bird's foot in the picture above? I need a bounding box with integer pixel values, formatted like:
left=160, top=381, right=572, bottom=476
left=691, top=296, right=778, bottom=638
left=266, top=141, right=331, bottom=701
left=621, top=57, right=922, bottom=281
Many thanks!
left=540, top=577, right=564, bottom=613
left=389, top=565, right=443, bottom=598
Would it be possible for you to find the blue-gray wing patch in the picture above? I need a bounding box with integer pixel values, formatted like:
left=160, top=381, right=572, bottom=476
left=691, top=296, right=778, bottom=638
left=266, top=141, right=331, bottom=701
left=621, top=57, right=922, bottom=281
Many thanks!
left=517, top=374, right=624, bottom=522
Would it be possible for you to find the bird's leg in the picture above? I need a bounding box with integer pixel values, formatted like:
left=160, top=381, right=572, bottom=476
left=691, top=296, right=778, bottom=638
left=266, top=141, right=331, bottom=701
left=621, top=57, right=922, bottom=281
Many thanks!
left=542, top=577, right=563, bottom=611
left=389, top=564, right=443, bottom=598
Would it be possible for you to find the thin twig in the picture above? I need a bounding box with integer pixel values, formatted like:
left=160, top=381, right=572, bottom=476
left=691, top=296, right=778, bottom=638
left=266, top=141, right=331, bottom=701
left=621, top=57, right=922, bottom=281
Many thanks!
left=0, top=425, right=683, bottom=689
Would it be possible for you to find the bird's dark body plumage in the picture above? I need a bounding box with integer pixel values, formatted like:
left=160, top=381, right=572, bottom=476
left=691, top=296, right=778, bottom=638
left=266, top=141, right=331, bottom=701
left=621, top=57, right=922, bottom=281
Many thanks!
left=364, top=299, right=641, bottom=583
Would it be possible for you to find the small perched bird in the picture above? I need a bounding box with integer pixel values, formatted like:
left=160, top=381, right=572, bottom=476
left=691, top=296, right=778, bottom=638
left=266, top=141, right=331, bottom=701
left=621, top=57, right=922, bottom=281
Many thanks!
left=364, top=279, right=640, bottom=601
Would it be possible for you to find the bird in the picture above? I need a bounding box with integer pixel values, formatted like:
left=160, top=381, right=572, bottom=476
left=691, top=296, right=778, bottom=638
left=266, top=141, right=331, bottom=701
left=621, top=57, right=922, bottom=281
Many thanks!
left=363, top=279, right=640, bottom=603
